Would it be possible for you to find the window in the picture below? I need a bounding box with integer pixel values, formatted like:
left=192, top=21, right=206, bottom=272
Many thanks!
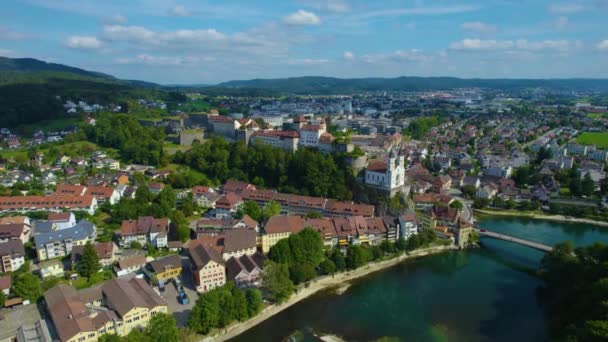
left=78, top=337, right=86, bottom=342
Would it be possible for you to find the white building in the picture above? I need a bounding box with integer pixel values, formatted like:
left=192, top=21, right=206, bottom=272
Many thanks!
left=365, top=148, right=406, bottom=196
left=299, top=124, right=326, bottom=147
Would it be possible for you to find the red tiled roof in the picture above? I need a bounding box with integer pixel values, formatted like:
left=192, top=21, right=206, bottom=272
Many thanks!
left=264, top=215, right=305, bottom=235
left=0, top=195, right=94, bottom=211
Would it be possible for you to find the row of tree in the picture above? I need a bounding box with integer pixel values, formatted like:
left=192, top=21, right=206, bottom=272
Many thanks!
left=172, top=137, right=355, bottom=200
left=187, top=282, right=263, bottom=334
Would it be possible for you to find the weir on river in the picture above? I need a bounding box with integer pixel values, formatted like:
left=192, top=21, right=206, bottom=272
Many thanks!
left=475, top=228, right=554, bottom=252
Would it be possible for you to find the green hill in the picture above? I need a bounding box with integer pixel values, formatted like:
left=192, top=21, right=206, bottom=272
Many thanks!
left=216, top=76, right=608, bottom=94
left=0, top=57, right=165, bottom=128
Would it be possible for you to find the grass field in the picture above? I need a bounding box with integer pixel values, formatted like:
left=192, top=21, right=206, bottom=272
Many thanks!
left=586, top=113, right=608, bottom=119
left=576, top=132, right=608, bottom=148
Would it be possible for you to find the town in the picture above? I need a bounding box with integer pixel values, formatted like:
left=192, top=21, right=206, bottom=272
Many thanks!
left=0, top=84, right=607, bottom=342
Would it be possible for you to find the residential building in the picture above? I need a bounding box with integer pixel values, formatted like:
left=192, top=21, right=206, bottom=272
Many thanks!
left=299, top=123, right=326, bottom=147
left=0, top=222, right=31, bottom=244
left=226, top=254, right=264, bottom=288
left=0, top=239, right=25, bottom=272
left=39, top=259, right=65, bottom=279
left=34, top=220, right=97, bottom=261
left=146, top=255, right=182, bottom=284
left=114, top=254, right=147, bottom=277
left=251, top=130, right=299, bottom=152
left=0, top=275, right=10, bottom=296
left=47, top=212, right=77, bottom=230
left=0, top=195, right=97, bottom=215
left=188, top=242, right=226, bottom=293
left=214, top=193, right=243, bottom=219
left=399, top=211, right=418, bottom=239
left=261, top=215, right=305, bottom=253
left=44, top=278, right=167, bottom=342
left=71, top=242, right=115, bottom=267
left=118, top=217, right=170, bottom=248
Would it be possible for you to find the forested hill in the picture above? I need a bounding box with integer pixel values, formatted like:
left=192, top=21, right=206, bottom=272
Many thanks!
left=216, top=76, right=608, bottom=94
left=0, top=57, right=164, bottom=128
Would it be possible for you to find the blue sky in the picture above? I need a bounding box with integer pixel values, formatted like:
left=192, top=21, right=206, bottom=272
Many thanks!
left=1, top=0, right=608, bottom=84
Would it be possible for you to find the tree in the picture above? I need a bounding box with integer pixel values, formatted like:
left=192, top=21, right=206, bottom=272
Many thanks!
left=261, top=200, right=282, bottom=222
left=305, top=211, right=323, bottom=219
left=188, top=290, right=220, bottom=334
left=230, top=285, right=249, bottom=322
left=319, top=259, right=336, bottom=275
left=245, top=288, right=263, bottom=317
left=263, top=261, right=294, bottom=303
left=78, top=241, right=101, bottom=279
left=0, top=290, right=5, bottom=307
left=582, top=173, right=595, bottom=196
left=331, top=249, right=346, bottom=272
left=171, top=210, right=190, bottom=242
left=236, top=200, right=262, bottom=221
left=146, top=313, right=178, bottom=342
left=406, top=234, right=420, bottom=252
left=395, top=236, right=407, bottom=251
left=449, top=200, right=464, bottom=210
left=12, top=272, right=41, bottom=301
left=97, top=334, right=121, bottom=342
left=513, top=166, right=530, bottom=187
left=379, top=240, right=394, bottom=254
left=346, top=245, right=371, bottom=269
left=570, top=175, right=582, bottom=197
left=461, top=185, right=477, bottom=199
left=181, top=192, right=195, bottom=217
left=289, top=263, right=317, bottom=284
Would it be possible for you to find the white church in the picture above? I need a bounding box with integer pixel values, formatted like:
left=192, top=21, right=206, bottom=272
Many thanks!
left=364, top=148, right=407, bottom=197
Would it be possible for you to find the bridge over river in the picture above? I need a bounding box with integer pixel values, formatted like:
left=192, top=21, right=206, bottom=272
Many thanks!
left=475, top=228, right=553, bottom=253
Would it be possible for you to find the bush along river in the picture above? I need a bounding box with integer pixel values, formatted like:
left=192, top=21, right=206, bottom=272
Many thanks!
left=230, top=216, right=608, bottom=342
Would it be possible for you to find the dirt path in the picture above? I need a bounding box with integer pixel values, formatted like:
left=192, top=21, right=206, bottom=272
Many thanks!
left=200, top=244, right=458, bottom=342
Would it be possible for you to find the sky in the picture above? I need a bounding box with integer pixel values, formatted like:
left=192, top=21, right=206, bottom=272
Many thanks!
left=1, top=0, right=608, bottom=84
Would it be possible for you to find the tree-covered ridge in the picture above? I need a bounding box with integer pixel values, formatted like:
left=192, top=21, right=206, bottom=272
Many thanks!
left=173, top=137, right=355, bottom=200
left=216, top=76, right=608, bottom=94
left=84, top=114, right=166, bottom=166
left=539, top=241, right=608, bottom=341
left=0, top=57, right=115, bottom=80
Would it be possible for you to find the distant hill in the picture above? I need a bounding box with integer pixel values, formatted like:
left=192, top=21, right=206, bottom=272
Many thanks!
left=216, top=76, right=608, bottom=94
left=0, top=57, right=165, bottom=128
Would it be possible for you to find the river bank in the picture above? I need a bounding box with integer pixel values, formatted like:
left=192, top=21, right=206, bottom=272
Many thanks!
left=475, top=209, right=608, bottom=227
left=200, top=244, right=458, bottom=342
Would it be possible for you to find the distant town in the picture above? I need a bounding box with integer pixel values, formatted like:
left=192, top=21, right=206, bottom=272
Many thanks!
left=1, top=84, right=608, bottom=342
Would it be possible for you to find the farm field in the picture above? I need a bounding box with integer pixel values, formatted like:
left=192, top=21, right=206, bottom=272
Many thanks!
left=576, top=132, right=608, bottom=148
left=586, top=113, right=608, bottom=119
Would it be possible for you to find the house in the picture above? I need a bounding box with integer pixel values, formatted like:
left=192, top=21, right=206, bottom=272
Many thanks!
left=221, top=229, right=257, bottom=261
left=0, top=223, right=31, bottom=244
left=34, top=220, right=97, bottom=261
left=86, top=186, right=121, bottom=205
left=0, top=275, right=10, bottom=296
left=147, top=182, right=164, bottom=195
left=399, top=210, right=418, bottom=239
left=251, top=130, right=300, bottom=152
left=305, top=218, right=338, bottom=247
left=461, top=176, right=481, bottom=189
left=47, top=212, right=77, bottom=230
left=226, top=254, right=265, bottom=288
left=114, top=254, right=147, bottom=277
left=118, top=217, right=170, bottom=248
left=71, top=242, right=115, bottom=267
left=413, top=193, right=438, bottom=211
left=147, top=255, right=182, bottom=284
left=44, top=278, right=167, bottom=342
left=188, top=242, right=226, bottom=293
left=39, top=259, right=65, bottom=279
left=261, top=215, right=305, bottom=253
left=299, top=123, right=326, bottom=148
left=0, top=195, right=98, bottom=215
left=476, top=184, right=499, bottom=200
left=214, top=193, right=243, bottom=219
left=0, top=239, right=25, bottom=272
left=433, top=175, right=452, bottom=193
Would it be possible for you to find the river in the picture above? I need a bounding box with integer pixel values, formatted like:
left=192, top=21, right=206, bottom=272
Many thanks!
left=230, top=216, right=608, bottom=342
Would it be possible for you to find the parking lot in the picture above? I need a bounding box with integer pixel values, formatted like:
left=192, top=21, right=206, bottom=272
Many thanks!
left=161, top=256, right=199, bottom=326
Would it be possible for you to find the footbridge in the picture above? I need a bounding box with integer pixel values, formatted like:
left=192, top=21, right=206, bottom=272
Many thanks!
left=475, top=228, right=553, bottom=253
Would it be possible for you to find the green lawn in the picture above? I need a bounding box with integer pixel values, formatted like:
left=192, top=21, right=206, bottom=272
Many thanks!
left=72, top=269, right=114, bottom=290
left=576, top=132, right=608, bottom=148
left=586, top=113, right=608, bottom=119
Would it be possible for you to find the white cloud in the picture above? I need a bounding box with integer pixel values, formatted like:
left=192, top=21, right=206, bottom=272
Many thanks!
left=343, top=51, right=355, bottom=60
left=101, top=25, right=225, bottom=45
left=0, top=48, right=15, bottom=56
left=286, top=58, right=329, bottom=65
left=461, top=22, right=497, bottom=34
left=168, top=5, right=189, bottom=17
left=548, top=3, right=586, bottom=14
left=450, top=38, right=582, bottom=52
left=554, top=16, right=569, bottom=29
left=283, top=10, right=322, bottom=25
left=597, top=40, right=608, bottom=51
left=327, top=0, right=351, bottom=13
left=116, top=54, right=215, bottom=66
left=65, top=36, right=103, bottom=50
left=360, top=49, right=433, bottom=64
left=0, top=27, right=27, bottom=41
left=102, top=14, right=127, bottom=25
left=356, top=5, right=481, bottom=20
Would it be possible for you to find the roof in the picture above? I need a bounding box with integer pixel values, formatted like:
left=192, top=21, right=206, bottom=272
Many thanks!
left=0, top=195, right=95, bottom=212
left=44, top=285, right=94, bottom=342
left=414, top=193, right=437, bottom=203
left=216, top=193, right=243, bottom=209
left=47, top=212, right=73, bottom=222
left=34, top=220, right=96, bottom=249
left=0, top=216, right=28, bottom=225
left=148, top=255, right=182, bottom=274
left=367, top=160, right=388, bottom=172
left=86, top=186, right=115, bottom=200
left=324, top=200, right=375, bottom=217
left=54, top=184, right=86, bottom=196
left=0, top=239, right=24, bottom=257
left=101, top=278, right=165, bottom=318
left=116, top=254, right=147, bottom=270
left=222, top=180, right=255, bottom=194
left=304, top=218, right=337, bottom=238
left=264, top=215, right=305, bottom=235
left=120, top=217, right=169, bottom=237
left=0, top=223, right=26, bottom=240
left=71, top=242, right=114, bottom=262
left=238, top=215, right=258, bottom=229
left=188, top=242, right=224, bottom=270
left=252, top=130, right=299, bottom=139
left=223, top=229, right=257, bottom=253
left=0, top=275, right=10, bottom=290
left=226, top=254, right=264, bottom=282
